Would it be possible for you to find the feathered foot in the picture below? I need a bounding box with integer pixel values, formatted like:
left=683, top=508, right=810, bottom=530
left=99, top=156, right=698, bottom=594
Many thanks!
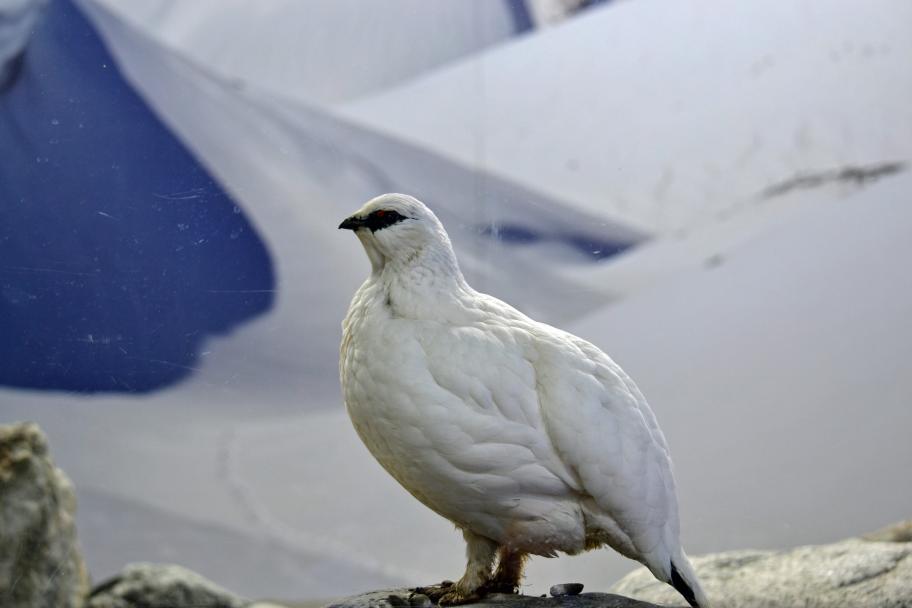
left=437, top=587, right=486, bottom=606
left=411, top=580, right=454, bottom=604
left=485, top=549, right=527, bottom=594
left=410, top=580, right=487, bottom=606
left=412, top=530, right=503, bottom=606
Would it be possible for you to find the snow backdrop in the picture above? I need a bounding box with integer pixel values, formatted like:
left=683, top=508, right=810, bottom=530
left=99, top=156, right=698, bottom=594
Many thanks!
left=1, top=0, right=910, bottom=602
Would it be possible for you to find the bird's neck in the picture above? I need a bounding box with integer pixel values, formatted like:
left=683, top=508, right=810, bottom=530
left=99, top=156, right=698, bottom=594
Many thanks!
left=376, top=245, right=472, bottom=320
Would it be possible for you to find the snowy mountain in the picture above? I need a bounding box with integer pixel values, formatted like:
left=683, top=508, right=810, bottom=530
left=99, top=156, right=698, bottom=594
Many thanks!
left=339, top=0, right=912, bottom=236
left=0, top=0, right=48, bottom=88
left=83, top=0, right=527, bottom=106
left=1, top=0, right=910, bottom=603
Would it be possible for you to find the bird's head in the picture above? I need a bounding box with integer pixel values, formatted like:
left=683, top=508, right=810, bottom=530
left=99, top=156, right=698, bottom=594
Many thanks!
left=339, top=193, right=459, bottom=276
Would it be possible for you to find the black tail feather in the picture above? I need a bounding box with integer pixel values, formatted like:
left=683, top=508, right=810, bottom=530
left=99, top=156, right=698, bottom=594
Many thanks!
left=670, top=562, right=699, bottom=608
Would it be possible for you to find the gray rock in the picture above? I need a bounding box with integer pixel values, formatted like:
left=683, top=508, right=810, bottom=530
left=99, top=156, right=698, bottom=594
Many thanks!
left=0, top=422, right=89, bottom=608
left=87, top=563, right=247, bottom=608
left=325, top=589, right=662, bottom=608
left=611, top=530, right=912, bottom=608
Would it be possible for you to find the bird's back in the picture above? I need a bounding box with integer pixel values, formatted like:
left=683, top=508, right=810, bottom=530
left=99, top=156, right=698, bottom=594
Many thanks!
left=469, top=292, right=681, bottom=556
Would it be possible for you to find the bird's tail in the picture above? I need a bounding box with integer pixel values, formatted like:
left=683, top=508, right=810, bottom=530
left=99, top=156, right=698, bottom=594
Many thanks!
left=667, top=549, right=710, bottom=608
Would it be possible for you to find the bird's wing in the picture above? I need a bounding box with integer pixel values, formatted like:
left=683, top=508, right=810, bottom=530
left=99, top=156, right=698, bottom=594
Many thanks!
left=531, top=324, right=680, bottom=566
left=414, top=319, right=583, bottom=498
left=391, top=318, right=589, bottom=548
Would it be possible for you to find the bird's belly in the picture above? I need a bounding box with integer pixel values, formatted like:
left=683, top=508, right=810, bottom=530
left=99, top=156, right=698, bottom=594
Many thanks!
left=343, top=380, right=586, bottom=555
left=340, top=311, right=589, bottom=555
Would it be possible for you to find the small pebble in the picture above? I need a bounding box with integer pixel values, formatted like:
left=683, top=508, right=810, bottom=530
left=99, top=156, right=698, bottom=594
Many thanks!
left=549, top=583, right=584, bottom=597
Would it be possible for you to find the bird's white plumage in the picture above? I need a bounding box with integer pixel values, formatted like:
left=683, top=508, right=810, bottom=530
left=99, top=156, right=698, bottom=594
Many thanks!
left=339, top=194, right=707, bottom=607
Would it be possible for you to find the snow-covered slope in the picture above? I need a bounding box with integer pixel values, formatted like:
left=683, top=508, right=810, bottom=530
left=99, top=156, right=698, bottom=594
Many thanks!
left=568, top=171, right=912, bottom=555
left=339, top=0, right=912, bottom=236
left=564, top=163, right=907, bottom=298
left=0, top=0, right=48, bottom=87
left=3, top=0, right=909, bottom=603
left=76, top=0, right=644, bottom=345
left=85, top=0, right=524, bottom=105
left=0, top=0, right=278, bottom=394
left=76, top=487, right=399, bottom=600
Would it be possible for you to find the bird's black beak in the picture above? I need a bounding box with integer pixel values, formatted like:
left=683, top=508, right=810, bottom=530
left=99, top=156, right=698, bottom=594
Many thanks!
left=338, top=215, right=366, bottom=231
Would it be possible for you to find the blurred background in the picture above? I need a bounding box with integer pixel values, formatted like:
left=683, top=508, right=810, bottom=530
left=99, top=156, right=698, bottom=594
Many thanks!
left=1, top=0, right=911, bottom=603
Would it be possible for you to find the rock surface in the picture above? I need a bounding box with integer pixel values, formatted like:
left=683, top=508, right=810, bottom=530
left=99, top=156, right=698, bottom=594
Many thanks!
left=0, top=422, right=89, bottom=608
left=325, top=590, right=662, bottom=608
left=5, top=419, right=909, bottom=608
left=87, top=562, right=248, bottom=608
left=611, top=531, right=912, bottom=608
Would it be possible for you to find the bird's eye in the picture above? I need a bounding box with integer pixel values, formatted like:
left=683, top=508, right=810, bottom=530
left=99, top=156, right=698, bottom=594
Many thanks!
left=363, top=209, right=406, bottom=232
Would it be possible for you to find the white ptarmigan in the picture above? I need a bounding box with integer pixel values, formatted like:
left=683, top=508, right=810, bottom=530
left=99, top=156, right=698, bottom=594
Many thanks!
left=339, top=194, right=709, bottom=607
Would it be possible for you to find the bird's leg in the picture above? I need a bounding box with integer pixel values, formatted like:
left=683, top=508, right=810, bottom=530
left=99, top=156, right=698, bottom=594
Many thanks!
left=431, top=530, right=498, bottom=606
left=410, top=530, right=497, bottom=605
left=485, top=548, right=527, bottom=594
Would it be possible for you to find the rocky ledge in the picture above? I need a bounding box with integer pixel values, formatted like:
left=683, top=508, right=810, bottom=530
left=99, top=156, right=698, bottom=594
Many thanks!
left=2, top=421, right=911, bottom=608
left=326, top=589, right=661, bottom=608
left=610, top=520, right=912, bottom=608
left=321, top=524, right=912, bottom=608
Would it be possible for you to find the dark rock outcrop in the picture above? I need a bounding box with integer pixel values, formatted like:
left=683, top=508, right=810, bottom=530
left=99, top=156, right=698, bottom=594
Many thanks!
left=325, top=589, right=662, bottom=608
left=0, top=422, right=89, bottom=608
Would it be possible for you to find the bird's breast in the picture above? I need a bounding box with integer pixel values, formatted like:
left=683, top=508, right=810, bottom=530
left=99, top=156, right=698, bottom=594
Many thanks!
left=339, top=297, right=587, bottom=550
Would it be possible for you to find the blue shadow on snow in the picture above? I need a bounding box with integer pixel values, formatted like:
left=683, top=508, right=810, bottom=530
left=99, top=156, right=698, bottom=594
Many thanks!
left=0, top=0, right=275, bottom=394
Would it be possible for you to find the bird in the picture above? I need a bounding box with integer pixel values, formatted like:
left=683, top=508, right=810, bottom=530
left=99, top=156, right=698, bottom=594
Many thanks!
left=338, top=193, right=709, bottom=607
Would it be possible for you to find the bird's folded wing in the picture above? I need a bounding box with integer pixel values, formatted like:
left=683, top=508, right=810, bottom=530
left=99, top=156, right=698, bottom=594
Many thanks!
left=416, top=323, right=583, bottom=499
left=533, top=329, right=680, bottom=560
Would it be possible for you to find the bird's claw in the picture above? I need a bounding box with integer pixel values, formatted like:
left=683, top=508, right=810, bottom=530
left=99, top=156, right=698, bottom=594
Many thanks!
left=410, top=581, right=454, bottom=603
left=437, top=589, right=484, bottom=606
left=410, top=578, right=517, bottom=606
